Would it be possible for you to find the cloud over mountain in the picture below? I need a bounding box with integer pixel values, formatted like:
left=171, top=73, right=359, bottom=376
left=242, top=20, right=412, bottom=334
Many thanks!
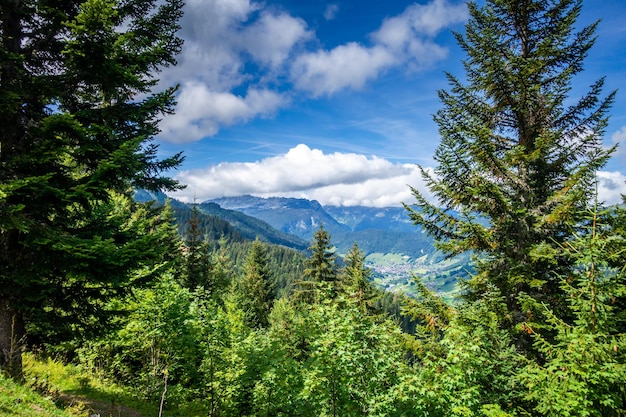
left=169, top=144, right=625, bottom=208
left=170, top=144, right=431, bottom=206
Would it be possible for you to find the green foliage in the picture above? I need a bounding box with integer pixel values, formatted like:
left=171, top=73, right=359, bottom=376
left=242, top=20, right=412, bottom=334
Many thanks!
left=299, top=302, right=407, bottom=417
left=22, top=353, right=155, bottom=416
left=340, top=242, right=376, bottom=312
left=404, top=0, right=616, bottom=336
left=516, top=208, right=626, bottom=416
left=26, top=195, right=182, bottom=352
left=300, top=225, right=339, bottom=302
left=198, top=289, right=271, bottom=417
left=0, top=370, right=81, bottom=417
left=398, top=0, right=626, bottom=414
left=77, top=273, right=203, bottom=406
left=196, top=202, right=309, bottom=250
left=5, top=1, right=624, bottom=416
left=250, top=298, right=409, bottom=417
left=0, top=0, right=184, bottom=376
left=235, top=239, right=274, bottom=328
left=396, top=288, right=524, bottom=416
left=183, top=205, right=212, bottom=289
left=401, top=277, right=454, bottom=356
left=209, top=235, right=236, bottom=301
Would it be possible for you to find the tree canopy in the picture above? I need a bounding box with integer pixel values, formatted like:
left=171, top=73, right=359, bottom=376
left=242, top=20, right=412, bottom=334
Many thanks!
left=405, top=0, right=616, bottom=336
left=0, top=0, right=184, bottom=377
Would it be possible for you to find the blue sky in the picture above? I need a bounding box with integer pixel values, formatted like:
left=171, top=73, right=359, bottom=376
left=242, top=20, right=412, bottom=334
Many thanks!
left=157, top=0, right=626, bottom=207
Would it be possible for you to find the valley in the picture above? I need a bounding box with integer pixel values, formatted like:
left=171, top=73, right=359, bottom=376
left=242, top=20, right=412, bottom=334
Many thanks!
left=208, top=195, right=470, bottom=298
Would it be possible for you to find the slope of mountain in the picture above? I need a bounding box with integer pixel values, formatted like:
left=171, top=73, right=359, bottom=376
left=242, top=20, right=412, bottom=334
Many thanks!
left=208, top=195, right=472, bottom=298
left=195, top=202, right=309, bottom=250
left=134, top=190, right=309, bottom=250
left=136, top=192, right=469, bottom=297
left=208, top=195, right=349, bottom=240
left=324, top=205, right=417, bottom=233
left=208, top=195, right=436, bottom=255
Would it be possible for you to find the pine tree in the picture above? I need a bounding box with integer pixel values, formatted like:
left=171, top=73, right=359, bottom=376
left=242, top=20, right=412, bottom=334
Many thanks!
left=210, top=235, right=235, bottom=301
left=183, top=205, right=212, bottom=290
left=405, top=0, right=615, bottom=337
left=237, top=239, right=274, bottom=328
left=302, top=225, right=338, bottom=302
left=0, top=0, right=184, bottom=377
left=340, top=242, right=374, bottom=312
left=516, top=207, right=626, bottom=415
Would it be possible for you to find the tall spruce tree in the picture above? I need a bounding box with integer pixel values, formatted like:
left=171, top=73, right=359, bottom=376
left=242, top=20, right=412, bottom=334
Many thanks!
left=340, top=242, right=374, bottom=312
left=183, top=205, right=212, bottom=290
left=237, top=239, right=274, bottom=328
left=303, top=225, right=338, bottom=301
left=405, top=0, right=615, bottom=335
left=0, top=0, right=184, bottom=377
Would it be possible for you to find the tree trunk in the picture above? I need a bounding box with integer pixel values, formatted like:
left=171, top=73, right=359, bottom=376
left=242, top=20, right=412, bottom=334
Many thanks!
left=0, top=299, right=25, bottom=379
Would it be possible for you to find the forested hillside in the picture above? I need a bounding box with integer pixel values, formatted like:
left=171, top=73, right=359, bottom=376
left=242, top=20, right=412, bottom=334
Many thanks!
left=1, top=0, right=624, bottom=416
left=135, top=190, right=309, bottom=250
left=209, top=195, right=440, bottom=258
left=208, top=195, right=472, bottom=296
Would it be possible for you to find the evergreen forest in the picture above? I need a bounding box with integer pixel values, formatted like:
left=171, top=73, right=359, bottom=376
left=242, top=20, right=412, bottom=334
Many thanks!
left=1, top=0, right=625, bottom=416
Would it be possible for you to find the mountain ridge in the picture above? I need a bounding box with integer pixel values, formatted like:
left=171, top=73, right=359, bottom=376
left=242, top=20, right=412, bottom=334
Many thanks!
left=135, top=191, right=469, bottom=297
left=207, top=195, right=470, bottom=297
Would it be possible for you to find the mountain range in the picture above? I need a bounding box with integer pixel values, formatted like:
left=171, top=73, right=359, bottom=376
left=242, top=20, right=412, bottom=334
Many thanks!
left=135, top=191, right=470, bottom=297
left=208, top=195, right=470, bottom=297
left=208, top=195, right=433, bottom=254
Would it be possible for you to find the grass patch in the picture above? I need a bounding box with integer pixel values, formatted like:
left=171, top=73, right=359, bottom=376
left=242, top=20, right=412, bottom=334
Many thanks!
left=0, top=371, right=80, bottom=417
left=22, top=354, right=207, bottom=417
left=23, top=354, right=152, bottom=417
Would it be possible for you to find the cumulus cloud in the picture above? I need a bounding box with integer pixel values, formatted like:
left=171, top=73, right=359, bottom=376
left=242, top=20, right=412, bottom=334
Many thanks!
left=156, top=0, right=468, bottom=141
left=240, top=12, right=312, bottom=68
left=169, top=144, right=431, bottom=206
left=597, top=171, right=626, bottom=206
left=324, top=4, right=339, bottom=21
left=167, top=143, right=624, bottom=208
left=610, top=125, right=626, bottom=163
left=374, top=0, right=468, bottom=41
left=160, top=82, right=287, bottom=143
left=291, top=0, right=468, bottom=96
left=157, top=0, right=310, bottom=141
left=294, top=167, right=429, bottom=207
left=611, top=126, right=626, bottom=143
left=291, top=44, right=396, bottom=96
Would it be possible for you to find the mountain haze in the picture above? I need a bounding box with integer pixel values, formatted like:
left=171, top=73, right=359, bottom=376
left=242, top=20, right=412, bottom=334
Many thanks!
left=208, top=195, right=470, bottom=296
left=134, top=190, right=309, bottom=250
left=208, top=195, right=349, bottom=240
left=208, top=195, right=436, bottom=255
left=134, top=192, right=468, bottom=296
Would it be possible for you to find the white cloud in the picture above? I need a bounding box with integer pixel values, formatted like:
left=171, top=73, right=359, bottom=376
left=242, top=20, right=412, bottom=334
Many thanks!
left=612, top=126, right=626, bottom=143
left=240, top=12, right=312, bottom=68
left=324, top=4, right=339, bottom=21
left=597, top=171, right=626, bottom=206
left=157, top=0, right=309, bottom=142
left=155, top=0, right=467, bottom=143
left=610, top=125, right=626, bottom=163
left=160, top=82, right=288, bottom=143
left=294, top=165, right=430, bottom=207
left=371, top=0, right=467, bottom=70
left=290, top=0, right=467, bottom=96
left=291, top=44, right=396, bottom=96
left=162, top=0, right=259, bottom=90
left=374, top=0, right=468, bottom=42
left=169, top=144, right=430, bottom=206
left=167, top=144, right=624, bottom=208
left=155, top=0, right=468, bottom=141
